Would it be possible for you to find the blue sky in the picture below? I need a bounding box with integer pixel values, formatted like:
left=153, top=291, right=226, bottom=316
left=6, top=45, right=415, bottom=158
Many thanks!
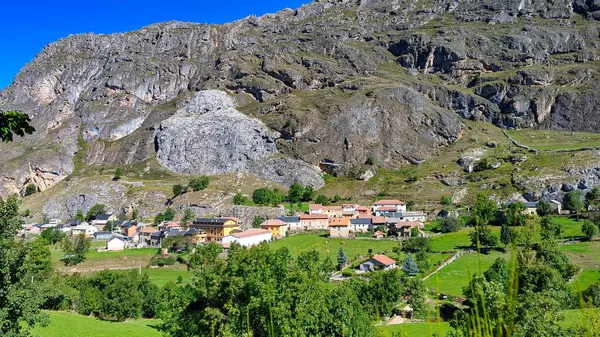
left=0, top=0, right=309, bottom=89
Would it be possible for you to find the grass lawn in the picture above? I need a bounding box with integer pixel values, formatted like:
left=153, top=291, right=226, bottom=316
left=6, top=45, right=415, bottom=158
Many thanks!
left=424, top=251, right=509, bottom=296
left=554, top=217, right=586, bottom=239
left=572, top=269, right=600, bottom=292
left=429, top=227, right=500, bottom=252
left=112, top=267, right=193, bottom=287
left=559, top=308, right=600, bottom=328
left=270, top=234, right=400, bottom=262
left=561, top=241, right=600, bottom=291
left=506, top=129, right=600, bottom=151
left=32, top=311, right=161, bottom=337
left=378, top=321, right=451, bottom=337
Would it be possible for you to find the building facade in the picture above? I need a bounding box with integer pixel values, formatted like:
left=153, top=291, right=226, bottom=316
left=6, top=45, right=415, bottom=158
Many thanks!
left=190, top=218, right=240, bottom=242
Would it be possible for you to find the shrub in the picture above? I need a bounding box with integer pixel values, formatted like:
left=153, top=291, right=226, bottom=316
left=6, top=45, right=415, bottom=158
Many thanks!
left=189, top=176, right=210, bottom=191
left=25, top=183, right=37, bottom=196
left=582, top=220, right=599, bottom=238
left=113, top=167, right=123, bottom=181
left=440, top=195, right=452, bottom=206
left=341, top=269, right=354, bottom=277
left=440, top=216, right=462, bottom=233
left=172, top=184, right=185, bottom=196
left=150, top=254, right=177, bottom=267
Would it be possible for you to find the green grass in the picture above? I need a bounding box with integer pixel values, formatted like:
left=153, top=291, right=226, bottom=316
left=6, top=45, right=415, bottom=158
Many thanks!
left=378, top=321, right=452, bottom=337
left=554, top=217, right=586, bottom=239
left=506, top=129, right=600, bottom=151
left=572, top=270, right=600, bottom=292
left=424, top=251, right=508, bottom=296
left=560, top=308, right=600, bottom=328
left=269, top=234, right=400, bottom=263
left=32, top=311, right=161, bottom=337
left=113, top=267, right=193, bottom=287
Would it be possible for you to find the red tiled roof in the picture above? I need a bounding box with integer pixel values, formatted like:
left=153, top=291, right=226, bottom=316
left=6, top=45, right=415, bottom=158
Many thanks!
left=231, top=229, right=271, bottom=239
left=260, top=219, right=285, bottom=227
left=323, top=206, right=343, bottom=211
left=376, top=206, right=398, bottom=211
left=309, top=204, right=323, bottom=210
left=356, top=206, right=370, bottom=211
left=343, top=204, right=359, bottom=208
left=398, top=221, right=423, bottom=228
left=373, top=199, right=406, bottom=206
left=300, top=214, right=329, bottom=220
left=372, top=216, right=387, bottom=224
left=371, top=255, right=396, bottom=266
left=329, top=218, right=350, bottom=227
left=357, top=214, right=374, bottom=219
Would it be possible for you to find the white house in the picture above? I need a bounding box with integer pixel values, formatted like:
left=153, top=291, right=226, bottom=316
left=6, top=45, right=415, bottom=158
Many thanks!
left=222, top=229, right=272, bottom=248
left=402, top=211, right=426, bottom=222
left=71, top=223, right=98, bottom=237
left=372, top=200, right=407, bottom=213
left=106, top=237, right=127, bottom=251
left=342, top=204, right=359, bottom=212
left=350, top=218, right=372, bottom=233
left=550, top=200, right=562, bottom=214
left=308, top=204, right=323, bottom=215
left=359, top=255, right=397, bottom=272
left=90, top=214, right=116, bottom=230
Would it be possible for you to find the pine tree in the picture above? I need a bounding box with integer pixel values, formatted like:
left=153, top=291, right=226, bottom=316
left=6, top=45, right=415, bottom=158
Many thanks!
left=500, top=224, right=512, bottom=247
left=337, top=247, right=347, bottom=271
left=402, top=253, right=420, bottom=276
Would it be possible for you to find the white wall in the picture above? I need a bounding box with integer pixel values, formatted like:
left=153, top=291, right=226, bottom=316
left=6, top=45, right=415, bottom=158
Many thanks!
left=222, top=233, right=272, bottom=247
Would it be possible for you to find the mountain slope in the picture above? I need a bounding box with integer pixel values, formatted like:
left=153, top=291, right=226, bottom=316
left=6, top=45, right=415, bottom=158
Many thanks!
left=1, top=0, right=600, bottom=202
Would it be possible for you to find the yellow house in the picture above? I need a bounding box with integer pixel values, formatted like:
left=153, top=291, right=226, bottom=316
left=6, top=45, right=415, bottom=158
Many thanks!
left=260, top=219, right=288, bottom=238
left=190, top=217, right=240, bottom=242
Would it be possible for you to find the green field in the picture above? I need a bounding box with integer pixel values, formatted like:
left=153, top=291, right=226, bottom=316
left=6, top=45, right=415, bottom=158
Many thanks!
left=32, top=311, right=161, bottom=337
left=424, top=251, right=509, bottom=296
left=561, top=241, right=600, bottom=292
left=554, top=217, right=586, bottom=239
left=378, top=321, right=452, bottom=337
left=506, top=129, right=600, bottom=151
left=269, top=234, right=400, bottom=262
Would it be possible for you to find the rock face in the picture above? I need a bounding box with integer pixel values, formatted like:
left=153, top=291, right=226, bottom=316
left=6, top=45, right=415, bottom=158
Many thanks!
left=1, top=0, right=600, bottom=197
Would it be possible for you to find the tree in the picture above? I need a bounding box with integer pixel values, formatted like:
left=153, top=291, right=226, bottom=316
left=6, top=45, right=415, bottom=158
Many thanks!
left=40, top=228, right=66, bottom=245
left=469, top=225, right=499, bottom=249
left=0, top=110, right=35, bottom=143
left=441, top=195, right=453, bottom=206
left=113, top=167, right=123, bottom=181
left=287, top=183, right=304, bottom=203
left=504, top=202, right=527, bottom=226
left=402, top=254, right=420, bottom=276
left=440, top=216, right=462, bottom=233
left=252, top=216, right=264, bottom=228
left=74, top=209, right=85, bottom=222
left=181, top=208, right=194, bottom=229
left=301, top=186, right=314, bottom=202
left=564, top=190, right=584, bottom=215
left=500, top=224, right=512, bottom=247
left=315, top=194, right=330, bottom=206
left=403, top=236, right=431, bottom=253
left=582, top=220, right=599, bottom=238
left=332, top=195, right=342, bottom=203
left=189, top=176, right=209, bottom=191
left=62, top=234, right=91, bottom=266
left=232, top=193, right=249, bottom=205
left=0, top=195, right=48, bottom=336
left=587, top=187, right=600, bottom=205
left=103, top=220, right=114, bottom=232
left=536, top=200, right=553, bottom=217
left=172, top=184, right=185, bottom=197
left=86, top=204, right=106, bottom=221
left=24, top=183, right=37, bottom=196
left=471, top=194, right=498, bottom=226
left=540, top=216, right=562, bottom=240
left=337, top=246, right=347, bottom=270
left=404, top=277, right=426, bottom=315
left=253, top=188, right=273, bottom=206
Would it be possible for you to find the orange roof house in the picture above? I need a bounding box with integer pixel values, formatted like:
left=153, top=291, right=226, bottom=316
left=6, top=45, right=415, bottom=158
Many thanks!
left=373, top=199, right=407, bottom=206
left=260, top=219, right=288, bottom=238
left=329, top=217, right=350, bottom=227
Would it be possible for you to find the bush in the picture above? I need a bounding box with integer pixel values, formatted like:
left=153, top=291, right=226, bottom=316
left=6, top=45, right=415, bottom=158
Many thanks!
left=189, top=176, right=210, bottom=191
left=440, top=216, right=462, bottom=233
left=315, top=194, right=330, bottom=206
left=150, top=254, right=177, bottom=267
left=25, top=183, right=37, bottom=196
left=341, top=269, right=354, bottom=277
left=582, top=220, right=599, bottom=238
left=365, top=156, right=376, bottom=166
left=232, top=193, right=249, bottom=205
left=440, top=195, right=452, bottom=206
left=113, top=167, right=123, bottom=181
left=172, top=184, right=186, bottom=196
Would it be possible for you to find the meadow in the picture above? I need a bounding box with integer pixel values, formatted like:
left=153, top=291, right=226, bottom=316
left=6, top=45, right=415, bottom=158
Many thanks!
left=269, top=233, right=400, bottom=262
left=424, top=251, right=509, bottom=296
left=506, top=129, right=600, bottom=151
left=32, top=311, right=161, bottom=337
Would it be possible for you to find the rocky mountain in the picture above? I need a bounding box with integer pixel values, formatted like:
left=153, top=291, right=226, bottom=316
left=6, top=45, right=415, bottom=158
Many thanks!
left=1, top=0, right=600, bottom=202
